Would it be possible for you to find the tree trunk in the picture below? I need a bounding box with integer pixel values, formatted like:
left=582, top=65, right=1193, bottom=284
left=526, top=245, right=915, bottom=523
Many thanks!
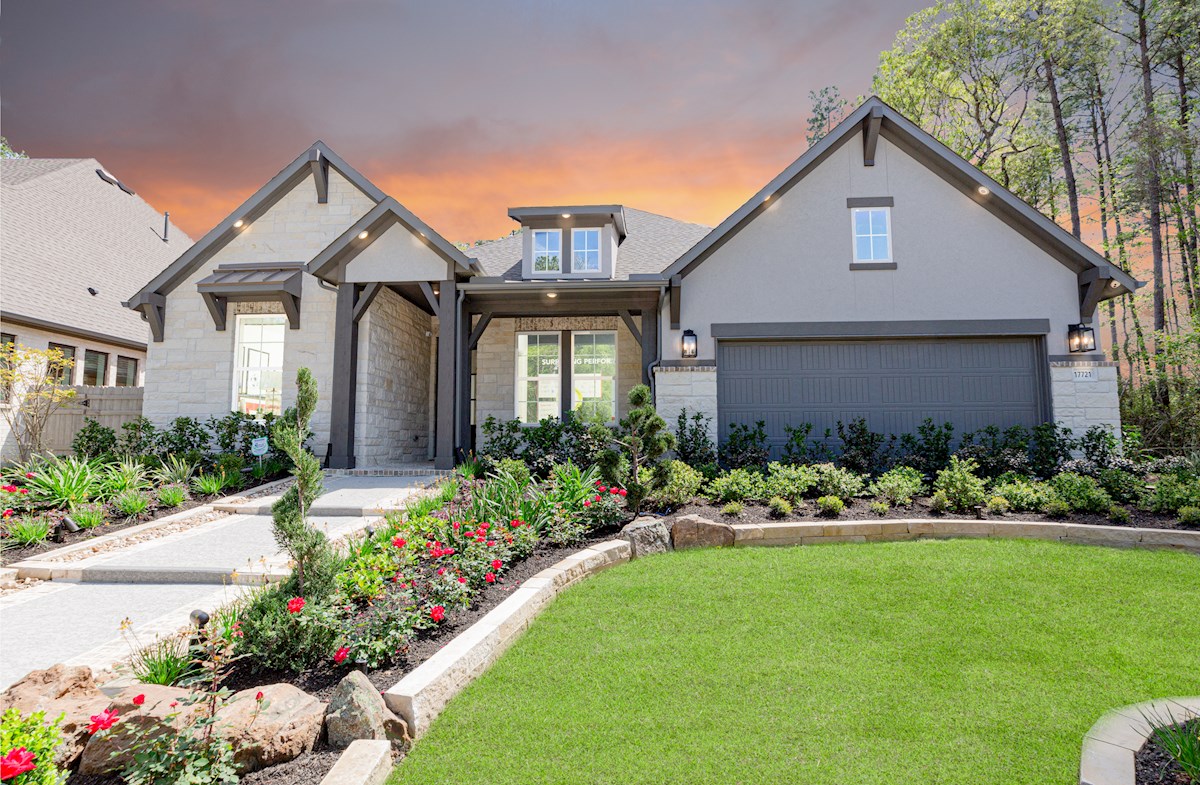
left=1088, top=90, right=1121, bottom=376
left=1044, top=55, right=1082, bottom=238
left=1176, top=51, right=1199, bottom=311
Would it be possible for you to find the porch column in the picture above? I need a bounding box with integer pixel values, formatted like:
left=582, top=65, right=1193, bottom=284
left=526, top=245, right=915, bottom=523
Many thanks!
left=328, top=283, right=359, bottom=469
left=434, top=280, right=457, bottom=470
left=640, top=305, right=659, bottom=386
left=456, top=306, right=472, bottom=456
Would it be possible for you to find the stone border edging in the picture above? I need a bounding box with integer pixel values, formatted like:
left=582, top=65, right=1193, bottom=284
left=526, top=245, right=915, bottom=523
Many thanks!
left=317, top=740, right=393, bottom=785
left=1080, top=697, right=1199, bottom=785
left=730, top=519, right=1200, bottom=553
left=383, top=539, right=632, bottom=739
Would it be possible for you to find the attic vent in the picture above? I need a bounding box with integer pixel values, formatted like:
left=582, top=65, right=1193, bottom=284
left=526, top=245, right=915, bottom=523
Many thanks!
left=95, top=168, right=135, bottom=195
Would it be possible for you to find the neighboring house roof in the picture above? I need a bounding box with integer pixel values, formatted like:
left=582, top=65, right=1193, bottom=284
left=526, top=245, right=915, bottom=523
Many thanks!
left=0, top=157, right=193, bottom=348
left=471, top=207, right=711, bottom=281
left=663, top=96, right=1141, bottom=303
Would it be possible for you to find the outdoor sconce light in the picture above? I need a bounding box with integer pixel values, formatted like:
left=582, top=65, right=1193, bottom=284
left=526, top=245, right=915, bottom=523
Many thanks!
left=190, top=609, right=210, bottom=629
left=1068, top=323, right=1096, bottom=353
left=681, top=329, right=698, bottom=359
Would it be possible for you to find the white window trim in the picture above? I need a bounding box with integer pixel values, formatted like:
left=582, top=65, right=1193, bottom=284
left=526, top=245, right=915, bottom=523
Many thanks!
left=514, top=331, right=561, bottom=423
left=531, top=229, right=563, bottom=274
left=570, top=330, right=618, bottom=423
left=570, top=228, right=602, bottom=274
left=850, top=206, right=893, bottom=263
left=232, top=313, right=287, bottom=415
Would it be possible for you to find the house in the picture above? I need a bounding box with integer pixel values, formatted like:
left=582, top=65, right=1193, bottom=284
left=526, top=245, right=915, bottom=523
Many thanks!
left=125, top=97, right=1137, bottom=470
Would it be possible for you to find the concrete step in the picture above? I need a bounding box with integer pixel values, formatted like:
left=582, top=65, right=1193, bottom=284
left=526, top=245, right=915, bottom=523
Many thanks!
left=74, top=565, right=287, bottom=585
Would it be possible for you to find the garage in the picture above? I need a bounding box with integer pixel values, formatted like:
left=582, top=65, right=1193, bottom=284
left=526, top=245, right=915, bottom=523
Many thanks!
left=716, top=337, right=1049, bottom=457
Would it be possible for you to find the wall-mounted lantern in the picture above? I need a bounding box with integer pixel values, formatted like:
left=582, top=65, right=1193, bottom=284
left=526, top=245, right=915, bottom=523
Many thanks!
left=1068, top=323, right=1096, bottom=353
left=681, top=329, right=698, bottom=359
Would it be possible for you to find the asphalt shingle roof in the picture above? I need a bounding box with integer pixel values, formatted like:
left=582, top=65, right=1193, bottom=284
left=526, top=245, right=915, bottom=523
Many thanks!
left=469, top=207, right=710, bottom=281
left=1, top=158, right=193, bottom=345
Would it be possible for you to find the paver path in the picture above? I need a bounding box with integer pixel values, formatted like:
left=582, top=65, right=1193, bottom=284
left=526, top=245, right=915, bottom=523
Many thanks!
left=0, top=473, right=440, bottom=690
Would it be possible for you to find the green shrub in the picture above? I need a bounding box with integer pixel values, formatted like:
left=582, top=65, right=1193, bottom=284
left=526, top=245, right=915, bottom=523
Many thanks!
left=0, top=707, right=65, bottom=785
left=816, top=495, right=844, bottom=518
left=1178, top=506, right=1200, bottom=527
left=834, top=417, right=891, bottom=476
left=986, top=495, right=1011, bottom=515
left=479, top=416, right=524, bottom=463
left=128, top=633, right=197, bottom=686
left=1149, top=474, right=1200, bottom=514
left=991, top=476, right=1060, bottom=512
left=213, top=453, right=245, bottom=488
left=1107, top=505, right=1131, bottom=524
left=113, top=490, right=152, bottom=518
left=781, top=422, right=832, bottom=465
left=932, top=456, right=987, bottom=512
left=1043, top=498, right=1071, bottom=519
left=707, top=469, right=765, bottom=503
left=675, top=409, right=716, bottom=467
left=720, top=421, right=769, bottom=470
left=72, top=417, right=117, bottom=460
left=1096, top=467, right=1146, bottom=505
left=69, top=503, right=107, bottom=529
left=868, top=466, right=925, bottom=506
left=720, top=501, right=743, bottom=517
left=23, top=456, right=99, bottom=508
left=896, top=418, right=955, bottom=476
left=492, top=457, right=530, bottom=487
left=813, top=463, right=866, bottom=502
left=767, top=496, right=792, bottom=518
left=2, top=516, right=51, bottom=548
left=237, top=582, right=340, bottom=672
left=1029, top=422, right=1076, bottom=478
left=763, top=462, right=818, bottom=503
left=955, top=424, right=1032, bottom=478
left=929, top=489, right=950, bottom=514
left=156, top=484, right=188, bottom=508
left=160, top=416, right=210, bottom=459
left=1049, top=472, right=1114, bottom=514
left=116, top=416, right=160, bottom=459
left=651, top=460, right=704, bottom=509
left=191, top=472, right=226, bottom=497
left=868, top=500, right=889, bottom=516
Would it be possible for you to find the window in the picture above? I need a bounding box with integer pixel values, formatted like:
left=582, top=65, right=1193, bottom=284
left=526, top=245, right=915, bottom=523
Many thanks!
left=572, top=331, right=617, bottom=422
left=48, top=343, right=76, bottom=384
left=115, top=356, right=138, bottom=387
left=532, top=230, right=562, bottom=273
left=82, top=350, right=108, bottom=386
left=233, top=314, right=286, bottom=416
left=851, top=207, right=892, bottom=262
left=515, top=333, right=560, bottom=423
left=571, top=228, right=601, bottom=273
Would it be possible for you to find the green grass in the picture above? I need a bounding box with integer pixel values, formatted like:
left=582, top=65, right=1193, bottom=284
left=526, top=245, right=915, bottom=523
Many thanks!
left=392, top=540, right=1200, bottom=785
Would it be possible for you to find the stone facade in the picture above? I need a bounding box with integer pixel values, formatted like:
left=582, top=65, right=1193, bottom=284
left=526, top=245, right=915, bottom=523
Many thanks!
left=1049, top=361, right=1121, bottom=436
left=472, top=316, right=641, bottom=446
left=355, top=287, right=434, bottom=465
left=652, top=365, right=718, bottom=446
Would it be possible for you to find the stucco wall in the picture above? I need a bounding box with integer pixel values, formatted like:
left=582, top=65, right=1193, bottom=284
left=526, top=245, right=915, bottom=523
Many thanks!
left=473, top=316, right=641, bottom=445
left=664, top=134, right=1096, bottom=361
left=355, top=287, right=434, bottom=465
left=142, top=168, right=376, bottom=451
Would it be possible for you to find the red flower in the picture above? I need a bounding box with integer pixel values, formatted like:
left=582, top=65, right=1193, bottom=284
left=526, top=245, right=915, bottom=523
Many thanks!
left=486, top=540, right=496, bottom=547
left=457, top=576, right=466, bottom=584
left=0, top=485, right=16, bottom=493
left=452, top=521, right=460, bottom=530
left=169, top=701, right=178, bottom=708
left=436, top=567, right=445, bottom=576
left=597, top=485, right=607, bottom=492
left=0, top=747, right=36, bottom=780
left=583, top=500, right=591, bottom=507
left=286, top=597, right=305, bottom=614
left=1, top=510, right=12, bottom=518
left=256, top=691, right=264, bottom=702
left=491, top=559, right=502, bottom=570
left=87, top=708, right=119, bottom=734
left=392, top=536, right=406, bottom=548
left=618, top=489, right=627, bottom=497
left=24, top=472, right=35, bottom=480
left=610, top=488, right=620, bottom=495
left=132, top=694, right=145, bottom=706
left=510, top=519, right=521, bottom=528
left=485, top=573, right=496, bottom=583
left=430, top=605, right=445, bottom=622
left=17, top=489, right=27, bottom=496
left=333, top=646, right=350, bottom=664
left=594, top=495, right=602, bottom=502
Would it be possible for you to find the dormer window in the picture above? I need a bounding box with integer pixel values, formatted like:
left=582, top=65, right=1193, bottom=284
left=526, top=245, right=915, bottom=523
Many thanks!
left=533, top=229, right=562, bottom=273
left=572, top=228, right=601, bottom=273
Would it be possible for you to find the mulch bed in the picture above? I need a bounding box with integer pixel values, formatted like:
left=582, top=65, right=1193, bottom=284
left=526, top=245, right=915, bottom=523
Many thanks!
left=1136, top=720, right=1198, bottom=784
left=665, top=498, right=1191, bottom=530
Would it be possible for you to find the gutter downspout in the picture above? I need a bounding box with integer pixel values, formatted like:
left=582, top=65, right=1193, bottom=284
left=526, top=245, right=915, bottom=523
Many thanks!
left=453, top=287, right=467, bottom=459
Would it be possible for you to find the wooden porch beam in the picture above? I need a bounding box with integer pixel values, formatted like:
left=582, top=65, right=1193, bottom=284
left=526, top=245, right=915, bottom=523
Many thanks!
left=863, top=105, right=883, bottom=166
left=309, top=149, right=328, bottom=204
left=468, top=311, right=493, bottom=350
left=418, top=281, right=441, bottom=317
left=352, top=282, right=383, bottom=323
left=618, top=309, right=642, bottom=344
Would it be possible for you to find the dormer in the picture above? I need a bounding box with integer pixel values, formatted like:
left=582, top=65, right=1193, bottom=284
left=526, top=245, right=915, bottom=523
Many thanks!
left=508, top=205, right=627, bottom=280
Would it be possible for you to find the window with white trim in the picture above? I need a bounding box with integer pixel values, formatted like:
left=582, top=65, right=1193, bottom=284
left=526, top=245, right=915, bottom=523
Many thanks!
left=233, top=314, right=286, bottom=416
left=515, top=332, right=560, bottom=423
left=571, top=228, right=601, bottom=273
left=532, top=230, right=562, bottom=273
left=571, top=331, right=617, bottom=422
left=851, top=207, right=892, bottom=262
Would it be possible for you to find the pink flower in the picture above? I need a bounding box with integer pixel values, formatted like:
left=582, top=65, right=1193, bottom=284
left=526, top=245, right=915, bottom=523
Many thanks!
left=485, top=573, right=496, bottom=583
left=1, top=510, right=12, bottom=518
left=87, top=708, right=119, bottom=734
left=0, top=747, right=36, bottom=780
left=169, top=701, right=178, bottom=709
left=392, top=536, right=406, bottom=548
left=333, top=646, right=350, bottom=664
left=457, top=576, right=466, bottom=584
left=452, top=521, right=460, bottom=530
left=491, top=559, right=502, bottom=570
left=24, top=472, right=35, bottom=480
left=255, top=691, right=264, bottom=702
left=430, top=605, right=445, bottom=622
left=286, top=597, right=305, bottom=614
left=132, top=694, right=145, bottom=706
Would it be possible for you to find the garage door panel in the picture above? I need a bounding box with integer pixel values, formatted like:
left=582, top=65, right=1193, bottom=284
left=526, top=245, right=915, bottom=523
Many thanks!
left=718, top=338, right=1044, bottom=459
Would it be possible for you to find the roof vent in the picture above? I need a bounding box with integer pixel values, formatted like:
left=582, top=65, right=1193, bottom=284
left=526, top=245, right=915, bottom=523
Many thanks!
left=87, top=287, right=98, bottom=296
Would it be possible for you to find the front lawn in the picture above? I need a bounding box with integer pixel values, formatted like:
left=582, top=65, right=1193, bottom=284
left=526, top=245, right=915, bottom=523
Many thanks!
left=392, top=539, right=1200, bottom=785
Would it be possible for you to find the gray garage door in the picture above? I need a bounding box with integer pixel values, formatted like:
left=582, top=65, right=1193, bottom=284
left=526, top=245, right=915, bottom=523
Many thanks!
left=717, top=338, right=1047, bottom=457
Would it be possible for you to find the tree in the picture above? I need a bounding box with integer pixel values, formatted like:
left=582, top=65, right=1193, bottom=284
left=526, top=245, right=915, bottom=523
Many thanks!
left=0, top=342, right=77, bottom=462
left=0, top=137, right=26, bottom=159
left=612, top=384, right=674, bottom=512
left=806, top=86, right=848, bottom=146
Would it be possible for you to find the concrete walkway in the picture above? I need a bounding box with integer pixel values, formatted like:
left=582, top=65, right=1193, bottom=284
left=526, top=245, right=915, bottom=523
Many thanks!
left=0, top=473, right=440, bottom=690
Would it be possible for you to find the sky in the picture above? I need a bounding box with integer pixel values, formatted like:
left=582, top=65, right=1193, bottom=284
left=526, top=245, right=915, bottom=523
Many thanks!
left=1, top=1, right=928, bottom=244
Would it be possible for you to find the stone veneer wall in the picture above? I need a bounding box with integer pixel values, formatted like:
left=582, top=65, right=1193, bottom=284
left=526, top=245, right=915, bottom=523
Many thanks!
left=142, top=169, right=376, bottom=451
left=355, top=287, right=434, bottom=465
left=652, top=366, right=718, bottom=447
left=472, top=316, right=641, bottom=446
left=1049, top=359, right=1122, bottom=436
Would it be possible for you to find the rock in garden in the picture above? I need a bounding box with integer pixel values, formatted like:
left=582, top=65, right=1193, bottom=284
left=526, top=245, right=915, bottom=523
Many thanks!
left=619, top=517, right=672, bottom=558
left=671, top=514, right=735, bottom=549
left=0, top=664, right=112, bottom=767
left=78, top=684, right=201, bottom=774
left=325, top=670, right=410, bottom=750
left=214, top=683, right=325, bottom=772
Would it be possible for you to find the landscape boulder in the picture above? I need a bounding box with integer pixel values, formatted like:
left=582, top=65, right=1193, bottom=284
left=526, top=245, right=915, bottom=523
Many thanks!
left=214, top=683, right=325, bottom=772
left=619, top=517, right=672, bottom=558
left=78, top=684, right=201, bottom=774
left=0, top=664, right=112, bottom=767
left=325, top=670, right=410, bottom=750
left=671, top=514, right=735, bottom=550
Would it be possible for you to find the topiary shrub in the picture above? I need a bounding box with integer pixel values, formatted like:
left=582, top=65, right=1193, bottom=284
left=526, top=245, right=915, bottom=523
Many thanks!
left=1049, top=472, right=1114, bottom=514
left=707, top=468, right=765, bottom=503
left=612, top=384, right=674, bottom=512
left=816, top=495, right=844, bottom=518
left=868, top=466, right=925, bottom=506
left=812, top=463, right=866, bottom=502
left=932, top=456, right=987, bottom=512
left=767, top=496, right=792, bottom=518
left=763, top=462, right=818, bottom=503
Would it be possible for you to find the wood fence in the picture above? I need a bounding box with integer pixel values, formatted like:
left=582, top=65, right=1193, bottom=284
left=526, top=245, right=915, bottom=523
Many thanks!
left=1, top=386, right=145, bottom=461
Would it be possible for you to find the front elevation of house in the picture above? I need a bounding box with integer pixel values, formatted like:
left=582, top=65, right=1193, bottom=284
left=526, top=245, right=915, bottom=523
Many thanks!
left=125, top=97, right=1140, bottom=470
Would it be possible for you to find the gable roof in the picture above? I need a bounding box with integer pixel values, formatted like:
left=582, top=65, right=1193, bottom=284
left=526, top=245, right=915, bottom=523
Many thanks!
left=471, top=207, right=710, bottom=281
left=662, top=96, right=1140, bottom=301
left=1, top=157, right=193, bottom=347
